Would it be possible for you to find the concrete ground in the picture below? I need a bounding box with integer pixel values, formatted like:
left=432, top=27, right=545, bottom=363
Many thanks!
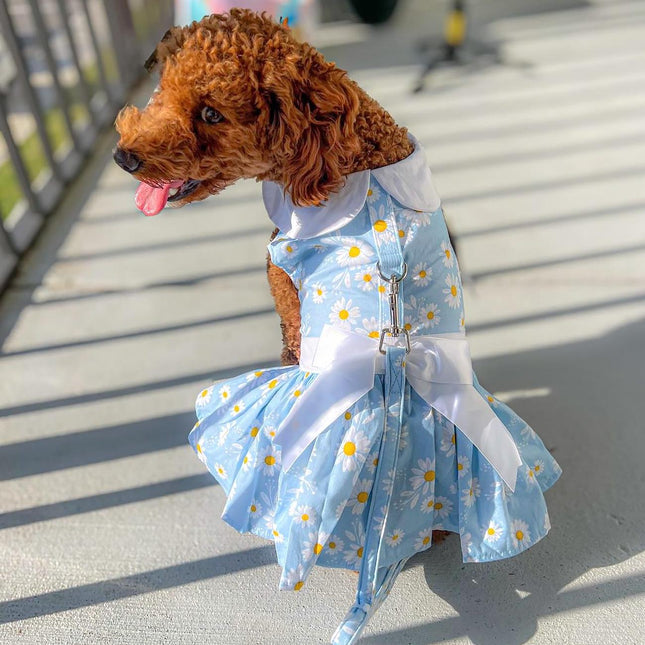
left=1, top=0, right=645, bottom=643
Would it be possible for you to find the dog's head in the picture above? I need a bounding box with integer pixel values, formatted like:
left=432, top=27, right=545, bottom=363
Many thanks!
left=114, top=9, right=362, bottom=215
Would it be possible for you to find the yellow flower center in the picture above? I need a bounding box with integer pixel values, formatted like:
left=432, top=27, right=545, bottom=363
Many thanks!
left=424, top=470, right=435, bottom=482
left=373, top=220, right=387, bottom=232
left=535, top=464, right=541, bottom=472
left=268, top=379, right=278, bottom=389
left=265, top=455, right=276, bottom=466
left=294, top=581, right=304, bottom=591
left=445, top=249, right=451, bottom=259
left=427, top=311, right=435, bottom=320
left=457, top=463, right=463, bottom=471
left=200, top=389, right=208, bottom=398
left=293, top=390, right=302, bottom=397
left=348, top=246, right=360, bottom=258
left=218, top=467, right=224, bottom=475
left=317, top=288, right=323, bottom=296
left=367, top=189, right=373, bottom=196
left=427, top=499, right=434, bottom=508
left=357, top=547, right=364, bottom=558
left=357, top=491, right=369, bottom=504
left=254, top=371, right=263, bottom=377
left=368, top=330, right=379, bottom=338
left=487, top=396, right=494, bottom=403
left=378, top=285, right=386, bottom=294
left=222, top=391, right=229, bottom=399
left=422, top=535, right=430, bottom=545
left=451, top=285, right=458, bottom=297
left=419, top=270, right=426, bottom=278
left=373, top=457, right=379, bottom=467
left=250, top=505, right=257, bottom=513
left=345, top=411, right=352, bottom=420
left=434, top=502, right=443, bottom=510
left=487, top=527, right=496, bottom=535
left=301, top=513, right=309, bottom=522
left=329, top=541, right=336, bottom=549
left=273, top=530, right=280, bottom=537
left=196, top=443, right=202, bottom=454
left=516, top=530, right=524, bottom=541
left=243, top=456, right=248, bottom=464
left=363, top=273, right=372, bottom=282
left=251, top=427, right=259, bottom=437
left=233, top=405, right=240, bottom=412
left=398, top=229, right=405, bottom=238
left=286, top=245, right=293, bottom=253
left=451, top=434, right=456, bottom=445
left=314, top=543, right=323, bottom=555
left=392, top=533, right=400, bottom=541
left=344, top=441, right=356, bottom=456
left=339, top=309, right=349, bottom=320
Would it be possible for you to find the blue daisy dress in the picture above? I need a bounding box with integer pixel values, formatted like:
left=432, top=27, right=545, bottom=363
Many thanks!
left=189, top=138, right=561, bottom=644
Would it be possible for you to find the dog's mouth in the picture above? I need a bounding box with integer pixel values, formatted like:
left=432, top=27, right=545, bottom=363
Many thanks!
left=135, top=178, right=202, bottom=216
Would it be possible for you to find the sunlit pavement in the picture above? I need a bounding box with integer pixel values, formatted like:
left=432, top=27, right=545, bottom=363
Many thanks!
left=1, top=1, right=644, bottom=643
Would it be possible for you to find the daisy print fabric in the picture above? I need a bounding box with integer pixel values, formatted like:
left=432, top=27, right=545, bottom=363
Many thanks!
left=189, top=171, right=561, bottom=593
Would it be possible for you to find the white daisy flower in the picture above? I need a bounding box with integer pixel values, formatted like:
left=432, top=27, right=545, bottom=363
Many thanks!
left=196, top=387, right=212, bottom=407
left=302, top=531, right=325, bottom=560
left=346, top=479, right=373, bottom=515
left=400, top=458, right=436, bottom=508
left=325, top=535, right=344, bottom=554
left=432, top=496, right=453, bottom=519
left=282, top=564, right=307, bottom=591
left=456, top=455, right=470, bottom=477
left=520, top=423, right=537, bottom=441
left=385, top=528, right=405, bottom=547
left=329, top=297, right=361, bottom=329
left=270, top=526, right=284, bottom=544
left=440, top=426, right=457, bottom=457
left=292, top=504, right=316, bottom=527
left=357, top=316, right=381, bottom=340
left=371, top=505, right=388, bottom=533
left=231, top=400, right=245, bottom=415
left=533, top=459, right=545, bottom=478
left=420, top=302, right=441, bottom=329
left=310, top=282, right=326, bottom=304
left=483, top=520, right=504, bottom=544
left=366, top=186, right=381, bottom=204
left=217, top=422, right=233, bottom=447
left=336, top=427, right=371, bottom=472
left=419, top=497, right=435, bottom=514
left=355, top=270, right=376, bottom=292
left=412, top=263, right=432, bottom=287
left=240, top=453, right=252, bottom=472
left=249, top=500, right=263, bottom=517
left=343, top=522, right=366, bottom=567
left=414, top=530, right=433, bottom=551
left=461, top=477, right=481, bottom=508
left=510, top=519, right=531, bottom=548
left=443, top=274, right=461, bottom=309
left=261, top=446, right=280, bottom=475
left=219, top=385, right=231, bottom=402
left=441, top=240, right=455, bottom=268
left=335, top=238, right=374, bottom=267
left=213, top=463, right=228, bottom=481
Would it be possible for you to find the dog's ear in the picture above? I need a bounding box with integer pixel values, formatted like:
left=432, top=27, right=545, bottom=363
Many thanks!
left=144, top=25, right=191, bottom=72
left=260, top=54, right=362, bottom=207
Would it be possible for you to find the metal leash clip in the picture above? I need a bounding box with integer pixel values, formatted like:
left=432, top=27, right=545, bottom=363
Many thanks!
left=377, top=262, right=410, bottom=355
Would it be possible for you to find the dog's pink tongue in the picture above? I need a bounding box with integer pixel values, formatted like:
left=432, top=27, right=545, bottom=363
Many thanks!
left=135, top=182, right=171, bottom=216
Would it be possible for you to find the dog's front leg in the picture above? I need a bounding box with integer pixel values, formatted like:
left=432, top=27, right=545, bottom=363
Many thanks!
left=267, top=229, right=301, bottom=366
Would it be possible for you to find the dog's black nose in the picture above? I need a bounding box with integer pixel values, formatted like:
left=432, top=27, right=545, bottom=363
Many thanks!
left=113, top=146, right=142, bottom=173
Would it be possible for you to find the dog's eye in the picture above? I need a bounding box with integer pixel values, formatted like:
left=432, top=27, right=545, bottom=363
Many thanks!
left=200, top=106, right=223, bottom=124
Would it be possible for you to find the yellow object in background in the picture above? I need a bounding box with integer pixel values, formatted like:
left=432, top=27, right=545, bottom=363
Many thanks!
left=445, top=6, right=466, bottom=47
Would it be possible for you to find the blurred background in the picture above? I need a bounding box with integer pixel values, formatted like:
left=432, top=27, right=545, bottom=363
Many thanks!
left=1, top=1, right=644, bottom=644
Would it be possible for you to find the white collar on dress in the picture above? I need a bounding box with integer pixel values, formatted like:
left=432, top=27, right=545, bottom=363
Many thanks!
left=262, top=135, right=441, bottom=239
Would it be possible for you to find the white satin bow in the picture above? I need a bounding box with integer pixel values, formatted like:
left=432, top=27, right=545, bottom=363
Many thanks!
left=274, top=325, right=522, bottom=491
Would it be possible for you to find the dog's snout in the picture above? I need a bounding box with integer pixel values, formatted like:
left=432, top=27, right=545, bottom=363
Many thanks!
left=113, top=146, right=142, bottom=173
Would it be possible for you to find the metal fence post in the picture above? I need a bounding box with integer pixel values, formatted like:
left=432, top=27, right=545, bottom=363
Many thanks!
left=103, top=0, right=140, bottom=96
left=0, top=1, right=64, bottom=184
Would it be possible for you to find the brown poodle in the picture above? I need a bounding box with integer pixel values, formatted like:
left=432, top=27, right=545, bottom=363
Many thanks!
left=114, top=8, right=413, bottom=366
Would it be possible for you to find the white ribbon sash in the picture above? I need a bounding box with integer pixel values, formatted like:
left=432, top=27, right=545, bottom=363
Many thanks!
left=274, top=325, right=522, bottom=491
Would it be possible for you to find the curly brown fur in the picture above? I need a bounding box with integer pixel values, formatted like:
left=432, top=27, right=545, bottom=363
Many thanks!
left=114, top=9, right=413, bottom=364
